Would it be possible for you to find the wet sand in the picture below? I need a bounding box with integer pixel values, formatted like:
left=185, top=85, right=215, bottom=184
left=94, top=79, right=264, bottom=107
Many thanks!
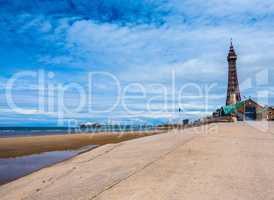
left=1, top=122, right=274, bottom=200
left=0, top=130, right=163, bottom=158
left=0, top=145, right=97, bottom=185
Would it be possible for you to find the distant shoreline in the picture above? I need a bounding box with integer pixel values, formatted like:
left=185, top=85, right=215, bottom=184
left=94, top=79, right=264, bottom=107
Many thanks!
left=0, top=125, right=156, bottom=138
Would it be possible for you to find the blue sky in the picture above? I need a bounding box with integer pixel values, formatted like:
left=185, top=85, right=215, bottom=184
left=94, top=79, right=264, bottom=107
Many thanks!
left=0, top=0, right=274, bottom=126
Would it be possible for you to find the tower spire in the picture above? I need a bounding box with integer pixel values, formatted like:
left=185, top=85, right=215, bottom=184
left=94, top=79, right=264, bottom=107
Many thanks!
left=227, top=39, right=237, bottom=61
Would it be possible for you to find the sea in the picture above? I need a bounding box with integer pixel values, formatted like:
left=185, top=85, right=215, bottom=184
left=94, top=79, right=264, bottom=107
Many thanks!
left=0, top=125, right=155, bottom=138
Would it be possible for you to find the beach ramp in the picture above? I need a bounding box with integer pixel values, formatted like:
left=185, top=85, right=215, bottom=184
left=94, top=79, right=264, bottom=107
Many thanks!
left=1, top=123, right=274, bottom=200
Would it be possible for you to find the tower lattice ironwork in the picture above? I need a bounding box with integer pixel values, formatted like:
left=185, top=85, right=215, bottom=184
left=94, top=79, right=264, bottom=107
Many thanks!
left=226, top=40, right=241, bottom=105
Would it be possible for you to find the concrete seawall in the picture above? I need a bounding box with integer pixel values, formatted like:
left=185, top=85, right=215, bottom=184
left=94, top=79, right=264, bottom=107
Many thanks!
left=1, top=122, right=274, bottom=200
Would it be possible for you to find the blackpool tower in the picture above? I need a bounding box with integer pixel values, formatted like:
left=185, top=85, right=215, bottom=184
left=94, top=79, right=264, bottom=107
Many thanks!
left=226, top=40, right=241, bottom=105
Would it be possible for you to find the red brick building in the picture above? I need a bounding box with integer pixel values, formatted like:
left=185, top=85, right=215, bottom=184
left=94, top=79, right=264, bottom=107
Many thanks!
left=236, top=99, right=264, bottom=120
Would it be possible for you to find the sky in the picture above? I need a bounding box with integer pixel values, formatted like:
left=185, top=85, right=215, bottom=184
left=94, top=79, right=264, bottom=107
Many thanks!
left=0, top=0, right=274, bottom=126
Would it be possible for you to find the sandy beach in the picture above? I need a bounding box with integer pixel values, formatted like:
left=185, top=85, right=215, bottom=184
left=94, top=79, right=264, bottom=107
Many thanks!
left=0, top=130, right=163, bottom=158
left=1, top=122, right=274, bottom=200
